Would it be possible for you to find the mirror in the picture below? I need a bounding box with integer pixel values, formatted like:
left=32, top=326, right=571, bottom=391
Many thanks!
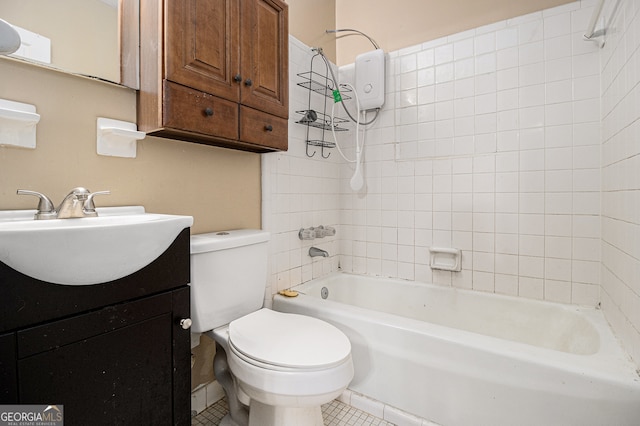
left=0, top=0, right=138, bottom=89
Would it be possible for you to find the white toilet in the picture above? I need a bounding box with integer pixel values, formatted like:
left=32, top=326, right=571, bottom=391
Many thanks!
left=189, top=230, right=354, bottom=426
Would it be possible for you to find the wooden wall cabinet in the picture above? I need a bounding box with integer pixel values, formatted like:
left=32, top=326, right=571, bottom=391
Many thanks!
left=137, top=0, right=289, bottom=152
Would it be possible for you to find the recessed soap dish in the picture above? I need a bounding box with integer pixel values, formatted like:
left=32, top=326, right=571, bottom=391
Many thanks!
left=429, top=247, right=462, bottom=272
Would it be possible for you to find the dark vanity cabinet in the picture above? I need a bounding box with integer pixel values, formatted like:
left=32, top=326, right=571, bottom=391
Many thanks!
left=0, top=229, right=191, bottom=426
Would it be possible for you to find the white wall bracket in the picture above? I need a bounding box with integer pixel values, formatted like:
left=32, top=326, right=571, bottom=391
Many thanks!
left=0, top=98, right=40, bottom=149
left=96, top=117, right=145, bottom=158
left=429, top=247, right=462, bottom=272
left=583, top=0, right=606, bottom=48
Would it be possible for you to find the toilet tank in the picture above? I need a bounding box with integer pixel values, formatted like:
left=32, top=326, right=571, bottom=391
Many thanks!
left=189, top=229, right=270, bottom=333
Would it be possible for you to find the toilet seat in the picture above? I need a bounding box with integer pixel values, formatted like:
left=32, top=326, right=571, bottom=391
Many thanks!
left=228, top=309, right=351, bottom=371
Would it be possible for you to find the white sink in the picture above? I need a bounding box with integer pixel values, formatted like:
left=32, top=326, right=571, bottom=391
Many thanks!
left=0, top=206, right=193, bottom=285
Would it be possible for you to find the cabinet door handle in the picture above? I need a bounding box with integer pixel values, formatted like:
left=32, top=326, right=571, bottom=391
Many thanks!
left=204, top=107, right=214, bottom=117
left=244, top=79, right=253, bottom=87
left=233, top=74, right=242, bottom=82
left=264, top=125, right=273, bottom=132
left=180, top=318, right=192, bottom=330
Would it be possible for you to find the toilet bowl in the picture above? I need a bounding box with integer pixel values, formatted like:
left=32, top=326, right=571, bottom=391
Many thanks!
left=210, top=309, right=353, bottom=426
left=190, top=230, right=354, bottom=426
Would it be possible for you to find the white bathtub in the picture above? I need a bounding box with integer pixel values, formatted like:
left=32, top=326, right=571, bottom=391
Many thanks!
left=273, top=273, right=640, bottom=426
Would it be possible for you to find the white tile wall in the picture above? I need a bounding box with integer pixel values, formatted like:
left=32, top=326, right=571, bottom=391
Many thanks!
left=262, top=37, right=342, bottom=306
left=599, top=0, right=640, bottom=367
left=337, top=1, right=601, bottom=306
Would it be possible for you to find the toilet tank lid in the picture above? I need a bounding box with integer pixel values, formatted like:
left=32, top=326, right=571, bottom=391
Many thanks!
left=191, top=229, right=270, bottom=254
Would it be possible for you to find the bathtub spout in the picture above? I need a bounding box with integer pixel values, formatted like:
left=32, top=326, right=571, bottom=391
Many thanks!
left=309, top=247, right=329, bottom=257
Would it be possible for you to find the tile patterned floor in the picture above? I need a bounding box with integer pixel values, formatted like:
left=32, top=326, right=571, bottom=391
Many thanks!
left=192, top=397, right=395, bottom=426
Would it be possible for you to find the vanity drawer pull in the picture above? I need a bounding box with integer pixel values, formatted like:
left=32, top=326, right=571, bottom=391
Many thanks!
left=204, top=107, right=214, bottom=117
left=264, top=124, right=273, bottom=132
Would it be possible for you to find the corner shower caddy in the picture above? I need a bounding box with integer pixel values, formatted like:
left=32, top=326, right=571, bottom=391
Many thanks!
left=296, top=49, right=351, bottom=158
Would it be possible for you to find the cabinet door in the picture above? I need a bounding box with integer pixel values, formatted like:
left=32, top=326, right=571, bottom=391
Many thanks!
left=19, top=316, right=173, bottom=425
left=16, top=291, right=188, bottom=426
left=240, top=0, right=289, bottom=119
left=171, top=287, right=191, bottom=425
left=166, top=0, right=241, bottom=103
left=0, top=332, right=17, bottom=403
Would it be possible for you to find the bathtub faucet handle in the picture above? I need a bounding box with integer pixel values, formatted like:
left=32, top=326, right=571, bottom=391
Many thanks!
left=299, top=227, right=316, bottom=240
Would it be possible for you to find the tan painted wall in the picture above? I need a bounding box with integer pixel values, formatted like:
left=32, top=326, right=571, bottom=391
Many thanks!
left=334, top=0, right=575, bottom=64
left=0, top=59, right=261, bottom=234
left=286, top=0, right=337, bottom=62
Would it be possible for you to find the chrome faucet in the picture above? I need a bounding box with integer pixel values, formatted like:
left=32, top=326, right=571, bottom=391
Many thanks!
left=56, top=187, right=110, bottom=219
left=17, top=187, right=110, bottom=219
left=309, top=247, right=329, bottom=258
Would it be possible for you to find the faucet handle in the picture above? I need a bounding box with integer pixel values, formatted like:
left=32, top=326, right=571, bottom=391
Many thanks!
left=17, top=189, right=57, bottom=220
left=83, top=190, right=110, bottom=216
